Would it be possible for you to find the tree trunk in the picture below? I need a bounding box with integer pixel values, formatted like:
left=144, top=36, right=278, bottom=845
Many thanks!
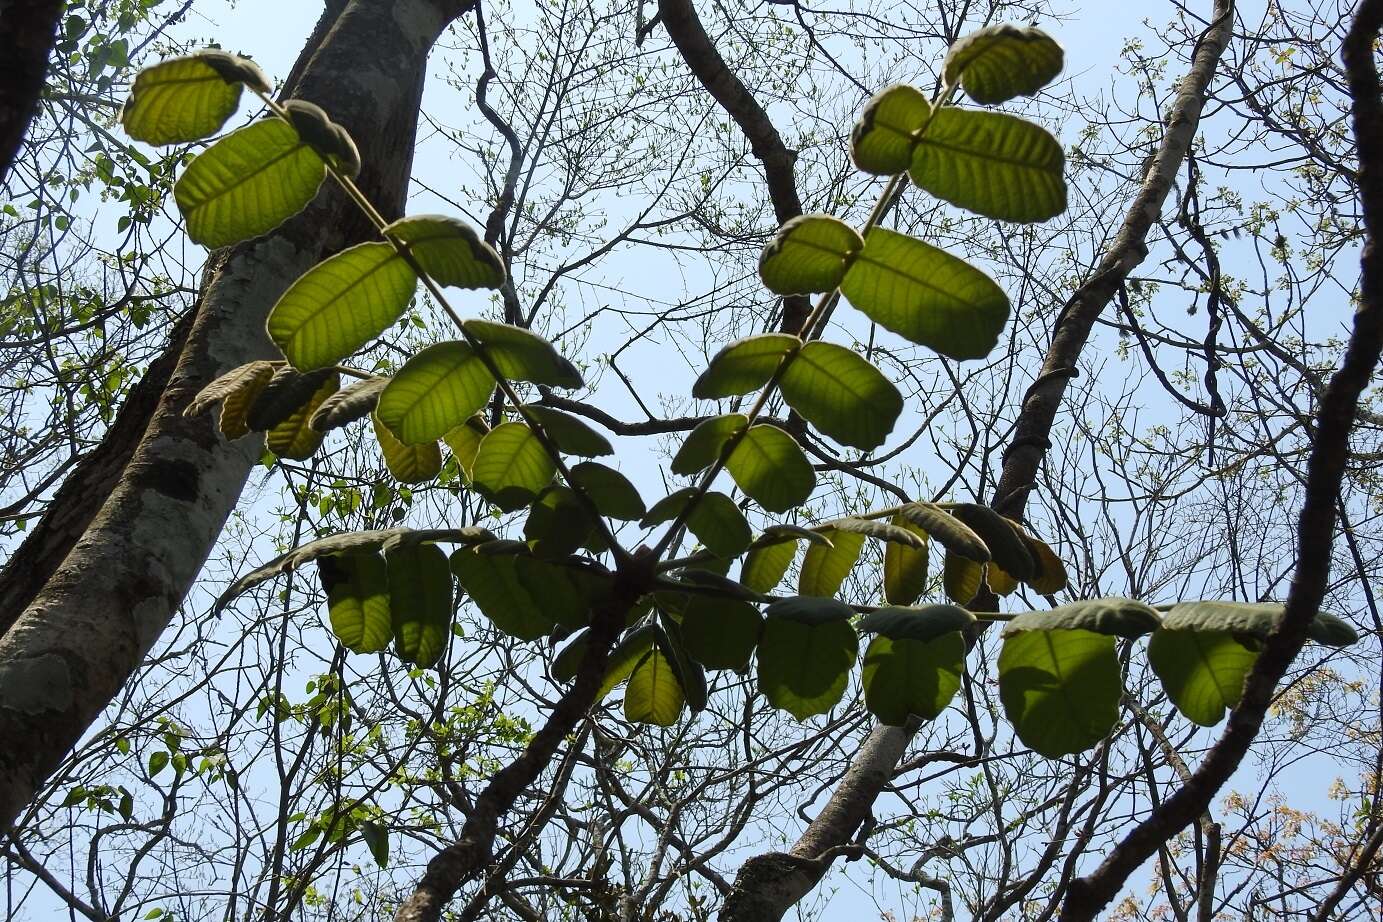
left=0, top=0, right=474, bottom=831
left=0, top=0, right=65, bottom=184
left=717, top=1, right=1236, bottom=917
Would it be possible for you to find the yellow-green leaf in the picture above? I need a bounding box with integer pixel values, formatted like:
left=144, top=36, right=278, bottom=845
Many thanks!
left=471, top=422, right=556, bottom=511
left=122, top=51, right=267, bottom=145
left=778, top=340, right=902, bottom=450
left=672, top=414, right=747, bottom=476
left=725, top=424, right=815, bottom=512
left=851, top=83, right=931, bottom=175
left=371, top=411, right=441, bottom=484
left=174, top=118, right=326, bottom=248
left=693, top=333, right=800, bottom=399
left=376, top=342, right=495, bottom=445
left=319, top=553, right=391, bottom=653
left=759, top=214, right=865, bottom=295
left=462, top=320, right=583, bottom=388
left=883, top=513, right=929, bottom=605
left=385, top=214, right=505, bottom=289
left=386, top=542, right=453, bottom=668
left=798, top=527, right=866, bottom=598
left=266, top=370, right=339, bottom=459
left=624, top=649, right=685, bottom=726
left=943, top=24, right=1064, bottom=105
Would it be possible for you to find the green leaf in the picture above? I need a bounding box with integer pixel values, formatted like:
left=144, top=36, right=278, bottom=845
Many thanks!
left=310, top=375, right=388, bottom=432
left=282, top=100, right=359, bottom=177
left=740, top=536, right=799, bottom=594
left=829, top=516, right=926, bottom=547
left=442, top=416, right=488, bottom=481
left=758, top=599, right=858, bottom=719
left=376, top=342, right=495, bottom=444
left=384, top=215, right=505, bottom=289
left=680, top=596, right=763, bottom=670
left=725, top=424, right=815, bottom=512
left=472, top=422, right=556, bottom=511
left=268, top=241, right=418, bottom=370
left=998, top=627, right=1121, bottom=757
left=778, top=341, right=902, bottom=450
left=946, top=504, right=1037, bottom=582
left=462, top=320, right=583, bottom=388
left=319, top=553, right=391, bottom=653
left=1020, top=527, right=1068, bottom=594
left=759, top=214, right=865, bottom=295
left=1004, top=599, right=1161, bottom=638
left=693, top=334, right=800, bottom=399
left=624, top=649, right=685, bottom=726
left=642, top=489, right=752, bottom=559
left=552, top=629, right=591, bottom=683
left=1160, top=600, right=1358, bottom=646
left=883, top=513, right=929, bottom=605
left=371, top=411, right=442, bottom=484
left=265, top=371, right=338, bottom=460
left=520, top=405, right=613, bottom=457
left=524, top=486, right=594, bottom=559
left=660, top=621, right=709, bottom=713
left=360, top=821, right=389, bottom=869
left=910, top=108, right=1065, bottom=223
left=386, top=543, right=453, bottom=667
left=601, top=626, right=658, bottom=698
left=672, top=414, right=747, bottom=476
left=174, top=119, right=326, bottom=248
left=798, top=527, right=866, bottom=598
left=859, top=604, right=975, bottom=642
left=851, top=83, right=932, bottom=175
left=944, top=24, right=1065, bottom=105
left=148, top=751, right=169, bottom=776
left=569, top=462, right=645, bottom=520
left=1148, top=629, right=1258, bottom=728
left=840, top=227, right=1010, bottom=361
left=862, top=632, right=966, bottom=725
left=450, top=547, right=555, bottom=641
left=122, top=51, right=268, bottom=145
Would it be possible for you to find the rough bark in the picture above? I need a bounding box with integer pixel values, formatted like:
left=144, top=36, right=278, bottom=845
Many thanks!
left=1061, top=0, right=1383, bottom=914
left=0, top=0, right=65, bottom=184
left=0, top=0, right=475, bottom=831
left=717, top=2, right=1236, bottom=918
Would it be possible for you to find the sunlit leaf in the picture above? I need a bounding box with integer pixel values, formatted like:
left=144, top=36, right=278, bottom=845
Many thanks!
left=694, top=334, right=801, bottom=399
left=757, top=597, right=858, bottom=720
left=319, top=553, right=391, bottom=653
left=778, top=341, right=902, bottom=450
left=519, top=404, right=613, bottom=457
left=883, top=513, right=929, bottom=605
left=725, top=424, right=815, bottom=512
left=798, top=527, right=867, bottom=598
left=862, top=632, right=966, bottom=725
left=569, top=462, right=645, bottom=520
left=384, top=214, right=505, bottom=289
left=851, top=83, right=931, bottom=175
left=265, top=370, right=339, bottom=459
left=268, top=241, right=417, bottom=370
left=462, top=320, right=583, bottom=389
left=376, top=342, right=494, bottom=444
left=122, top=51, right=268, bottom=145
left=471, top=422, right=556, bottom=511
left=174, top=119, right=326, bottom=248
left=840, top=228, right=1010, bottom=361
left=385, top=542, right=453, bottom=668
left=998, top=624, right=1120, bottom=757
left=740, top=537, right=798, bottom=594
left=759, top=214, right=865, bottom=295
left=624, top=649, right=684, bottom=726
left=672, top=414, right=747, bottom=476
left=371, top=411, right=442, bottom=483
left=944, top=24, right=1064, bottom=105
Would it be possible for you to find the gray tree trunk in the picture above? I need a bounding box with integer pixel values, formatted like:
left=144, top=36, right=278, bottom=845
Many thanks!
left=0, top=0, right=474, bottom=830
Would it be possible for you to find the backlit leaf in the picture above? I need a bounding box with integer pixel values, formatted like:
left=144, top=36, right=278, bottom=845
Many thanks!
left=310, top=375, right=389, bottom=432
left=840, top=228, right=1010, bottom=361
left=883, top=514, right=930, bottom=605
left=852, top=83, right=931, bottom=175
left=624, top=649, right=684, bottom=726
left=520, top=405, right=613, bottom=457
left=798, top=527, right=867, bottom=598
left=759, top=214, right=865, bottom=295
left=384, top=214, right=505, bottom=289
left=462, top=320, right=582, bottom=388
left=266, top=370, right=339, bottom=459
left=376, top=342, right=494, bottom=444
left=693, top=334, right=800, bottom=399
left=778, top=340, right=902, bottom=450
left=680, top=597, right=763, bottom=670
left=319, top=553, right=391, bottom=653
left=998, top=626, right=1120, bottom=757
left=471, top=422, right=556, bottom=511
left=122, top=51, right=267, bottom=145
left=944, top=24, right=1064, bottom=105
left=740, top=537, right=798, bottom=594
left=174, top=118, right=326, bottom=248
left=725, top=424, right=815, bottom=512
left=371, top=411, right=442, bottom=484
left=758, top=598, right=858, bottom=719
left=862, top=632, right=966, bottom=725
left=386, top=543, right=453, bottom=668
left=569, top=462, right=645, bottom=520
left=671, top=414, right=746, bottom=476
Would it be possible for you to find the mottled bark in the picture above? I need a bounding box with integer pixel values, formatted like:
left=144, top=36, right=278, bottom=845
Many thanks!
left=717, top=3, right=1237, bottom=919
left=0, top=0, right=65, bottom=184
left=0, top=0, right=475, bottom=830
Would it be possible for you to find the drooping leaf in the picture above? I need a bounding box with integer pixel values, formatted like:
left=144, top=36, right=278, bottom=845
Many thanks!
left=858, top=604, right=976, bottom=642
left=601, top=625, right=658, bottom=698
left=909, top=108, right=1065, bottom=223
left=942, top=551, right=984, bottom=604
left=946, top=504, right=1037, bottom=582
left=759, top=214, right=865, bottom=295
left=122, top=51, right=268, bottom=145
left=1004, top=599, right=1161, bottom=638
left=798, top=527, right=867, bottom=598
left=569, top=462, right=645, bottom=520
left=624, top=649, right=684, bottom=726
left=758, top=597, right=858, bottom=720
left=1159, top=600, right=1358, bottom=646
left=883, top=513, right=929, bottom=605
left=265, top=371, right=339, bottom=459
left=943, top=24, right=1065, bottom=105
left=551, top=629, right=591, bottom=683
left=441, top=415, right=488, bottom=481
left=462, top=320, right=582, bottom=388
left=851, top=83, right=932, bottom=175
left=642, top=489, right=752, bottom=559
left=281, top=100, right=359, bottom=177
left=1019, top=527, right=1068, bottom=594
left=740, top=537, right=798, bottom=594
left=725, top=424, right=815, bottom=512
left=829, top=516, right=927, bottom=548
left=372, top=411, right=442, bottom=483
left=659, top=621, right=709, bottom=713
left=450, top=547, right=556, bottom=641
left=376, top=342, right=494, bottom=444
left=310, top=375, right=389, bottom=432
left=268, top=242, right=418, bottom=370
left=671, top=414, right=747, bottom=476
left=360, top=821, right=389, bottom=869
left=680, top=596, right=763, bottom=671
left=998, top=625, right=1121, bottom=757
left=186, top=360, right=277, bottom=440
left=174, top=118, right=326, bottom=248
left=385, top=543, right=453, bottom=668
left=471, top=422, right=557, bottom=511
left=247, top=366, right=337, bottom=432
left=778, top=341, right=902, bottom=450
left=384, top=214, right=505, bottom=289
left=840, top=228, right=1010, bottom=361
left=862, top=632, right=966, bottom=725
left=519, top=405, right=613, bottom=457
left=900, top=502, right=990, bottom=562
left=693, top=334, right=800, bottom=399
left=185, top=360, right=281, bottom=419
left=318, top=553, right=391, bottom=653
